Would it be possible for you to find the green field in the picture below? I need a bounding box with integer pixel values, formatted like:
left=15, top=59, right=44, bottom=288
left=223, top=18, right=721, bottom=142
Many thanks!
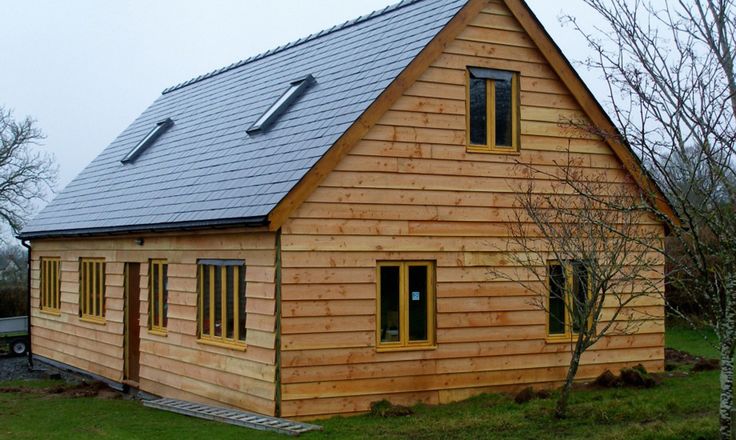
left=0, top=326, right=720, bottom=439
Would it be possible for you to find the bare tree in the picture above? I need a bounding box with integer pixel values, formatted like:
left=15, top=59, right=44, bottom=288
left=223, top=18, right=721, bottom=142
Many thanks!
left=0, top=106, right=57, bottom=237
left=563, top=1, right=736, bottom=437
left=492, top=157, right=662, bottom=418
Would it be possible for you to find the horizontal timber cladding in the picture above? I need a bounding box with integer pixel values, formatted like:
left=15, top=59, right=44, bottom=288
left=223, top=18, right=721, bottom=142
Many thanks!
left=29, top=228, right=279, bottom=416
left=278, top=0, right=666, bottom=419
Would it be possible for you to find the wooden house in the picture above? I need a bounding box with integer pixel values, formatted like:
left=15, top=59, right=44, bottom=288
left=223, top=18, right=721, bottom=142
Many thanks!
left=19, top=0, right=673, bottom=419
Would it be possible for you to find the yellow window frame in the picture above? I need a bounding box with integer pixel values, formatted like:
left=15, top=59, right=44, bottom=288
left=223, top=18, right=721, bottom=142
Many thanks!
left=39, top=257, right=61, bottom=315
left=546, top=260, right=593, bottom=341
left=79, top=258, right=106, bottom=324
left=197, top=262, right=246, bottom=350
left=376, top=261, right=436, bottom=351
left=466, top=68, right=520, bottom=154
left=148, top=259, right=168, bottom=335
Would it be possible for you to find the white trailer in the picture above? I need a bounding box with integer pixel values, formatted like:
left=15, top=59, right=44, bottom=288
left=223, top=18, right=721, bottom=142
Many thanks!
left=0, top=316, right=28, bottom=355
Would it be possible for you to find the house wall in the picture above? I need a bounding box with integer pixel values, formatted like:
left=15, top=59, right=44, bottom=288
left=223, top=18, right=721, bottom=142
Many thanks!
left=30, top=228, right=278, bottom=416
left=278, top=0, right=666, bottom=419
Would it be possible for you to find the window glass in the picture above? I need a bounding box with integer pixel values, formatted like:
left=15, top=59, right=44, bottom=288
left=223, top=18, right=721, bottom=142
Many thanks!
left=40, top=258, right=61, bottom=312
left=152, top=263, right=160, bottom=325
left=214, top=268, right=222, bottom=337
left=378, top=262, right=435, bottom=349
left=548, top=264, right=566, bottom=335
left=572, top=262, right=589, bottom=334
left=469, top=77, right=487, bottom=145
left=238, top=266, right=246, bottom=342
left=198, top=261, right=246, bottom=346
left=148, top=260, right=168, bottom=332
left=495, top=78, right=513, bottom=147
left=79, top=259, right=105, bottom=321
left=467, top=68, right=519, bottom=152
left=162, top=264, right=168, bottom=328
left=226, top=266, right=235, bottom=339
left=202, top=266, right=210, bottom=334
left=408, top=265, right=429, bottom=342
left=380, top=266, right=401, bottom=343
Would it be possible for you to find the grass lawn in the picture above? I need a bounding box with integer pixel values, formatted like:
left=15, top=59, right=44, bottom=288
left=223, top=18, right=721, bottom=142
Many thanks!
left=0, top=326, right=720, bottom=439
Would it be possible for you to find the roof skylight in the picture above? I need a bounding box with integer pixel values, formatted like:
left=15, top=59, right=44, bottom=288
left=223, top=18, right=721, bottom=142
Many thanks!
left=247, top=75, right=315, bottom=133
left=121, top=118, right=174, bottom=164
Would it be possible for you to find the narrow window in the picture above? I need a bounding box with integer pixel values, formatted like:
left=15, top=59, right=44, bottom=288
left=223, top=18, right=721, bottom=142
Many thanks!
left=40, top=257, right=61, bottom=314
left=377, top=261, right=435, bottom=350
left=79, top=258, right=106, bottom=323
left=572, top=261, right=589, bottom=334
left=547, top=262, right=567, bottom=336
left=547, top=260, right=591, bottom=338
left=466, top=67, right=520, bottom=153
left=198, top=260, right=246, bottom=348
left=379, top=265, right=401, bottom=344
left=148, top=259, right=168, bottom=334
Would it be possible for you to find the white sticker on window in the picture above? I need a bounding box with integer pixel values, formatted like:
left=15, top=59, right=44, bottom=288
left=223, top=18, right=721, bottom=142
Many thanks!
left=412, top=291, right=421, bottom=301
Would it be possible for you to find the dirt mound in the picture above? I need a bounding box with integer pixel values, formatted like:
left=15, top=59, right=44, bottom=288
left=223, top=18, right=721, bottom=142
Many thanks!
left=370, top=400, right=414, bottom=417
left=0, top=380, right=119, bottom=399
left=692, top=358, right=720, bottom=372
left=665, top=348, right=699, bottom=364
left=665, top=348, right=720, bottom=373
left=592, top=364, right=659, bottom=389
left=514, top=386, right=553, bottom=404
left=593, top=370, right=618, bottom=388
left=514, top=386, right=535, bottom=404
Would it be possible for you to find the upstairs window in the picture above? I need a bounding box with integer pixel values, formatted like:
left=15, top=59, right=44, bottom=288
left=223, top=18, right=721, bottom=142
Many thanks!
left=198, top=260, right=246, bottom=349
left=548, top=260, right=591, bottom=338
left=377, top=261, right=435, bottom=350
left=79, top=258, right=106, bottom=323
left=467, top=67, right=520, bottom=153
left=148, top=259, right=168, bottom=335
left=247, top=74, right=315, bottom=133
left=40, top=257, right=61, bottom=314
left=121, top=118, right=174, bottom=164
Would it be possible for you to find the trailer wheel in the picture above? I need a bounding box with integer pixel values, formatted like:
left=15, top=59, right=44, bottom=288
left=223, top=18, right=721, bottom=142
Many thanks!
left=11, top=339, right=27, bottom=356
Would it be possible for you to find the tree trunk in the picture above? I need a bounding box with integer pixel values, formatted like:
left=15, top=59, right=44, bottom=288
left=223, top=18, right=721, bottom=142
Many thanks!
left=720, top=338, right=734, bottom=440
left=555, top=340, right=584, bottom=418
left=720, top=276, right=736, bottom=440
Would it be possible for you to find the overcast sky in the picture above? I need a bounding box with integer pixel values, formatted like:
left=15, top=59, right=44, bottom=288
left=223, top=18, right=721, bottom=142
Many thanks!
left=1, top=0, right=595, bottom=200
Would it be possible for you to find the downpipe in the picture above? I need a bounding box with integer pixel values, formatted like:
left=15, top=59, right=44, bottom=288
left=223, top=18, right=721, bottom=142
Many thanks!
left=20, top=239, right=33, bottom=370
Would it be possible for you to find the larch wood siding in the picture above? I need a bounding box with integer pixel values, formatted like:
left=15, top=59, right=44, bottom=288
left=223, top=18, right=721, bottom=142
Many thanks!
left=279, top=0, right=665, bottom=419
left=30, top=229, right=278, bottom=416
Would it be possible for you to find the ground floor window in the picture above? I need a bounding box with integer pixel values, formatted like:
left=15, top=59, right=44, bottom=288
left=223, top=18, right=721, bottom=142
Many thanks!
left=377, top=261, right=435, bottom=350
left=148, top=259, right=168, bottom=334
left=548, top=260, right=591, bottom=337
left=79, top=258, right=106, bottom=323
left=40, top=257, right=61, bottom=313
left=197, top=260, right=246, bottom=347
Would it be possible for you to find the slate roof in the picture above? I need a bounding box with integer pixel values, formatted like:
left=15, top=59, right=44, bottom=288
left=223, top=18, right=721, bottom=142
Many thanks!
left=21, top=0, right=468, bottom=238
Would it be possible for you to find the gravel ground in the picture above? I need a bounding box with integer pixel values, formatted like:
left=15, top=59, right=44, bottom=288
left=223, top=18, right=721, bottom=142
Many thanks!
left=0, top=355, right=81, bottom=383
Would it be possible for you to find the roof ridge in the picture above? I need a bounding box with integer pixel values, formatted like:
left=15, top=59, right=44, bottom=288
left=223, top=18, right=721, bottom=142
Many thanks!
left=161, top=0, right=425, bottom=95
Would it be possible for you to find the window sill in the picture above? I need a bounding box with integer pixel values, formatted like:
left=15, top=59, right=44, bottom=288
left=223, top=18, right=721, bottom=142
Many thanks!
left=546, top=335, right=578, bottom=344
left=79, top=316, right=106, bottom=325
left=466, top=145, right=521, bottom=155
left=197, top=338, right=247, bottom=352
left=148, top=329, right=168, bottom=337
left=39, top=309, right=61, bottom=317
left=376, top=344, right=437, bottom=353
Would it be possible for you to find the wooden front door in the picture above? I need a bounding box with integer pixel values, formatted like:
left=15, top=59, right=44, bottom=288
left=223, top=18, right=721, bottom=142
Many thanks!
left=124, top=263, right=141, bottom=383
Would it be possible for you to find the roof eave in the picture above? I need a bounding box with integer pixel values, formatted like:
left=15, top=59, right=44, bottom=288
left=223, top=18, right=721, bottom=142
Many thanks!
left=17, top=216, right=269, bottom=240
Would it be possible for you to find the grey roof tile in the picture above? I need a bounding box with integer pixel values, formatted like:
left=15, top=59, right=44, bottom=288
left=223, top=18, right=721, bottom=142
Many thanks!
left=21, top=0, right=467, bottom=237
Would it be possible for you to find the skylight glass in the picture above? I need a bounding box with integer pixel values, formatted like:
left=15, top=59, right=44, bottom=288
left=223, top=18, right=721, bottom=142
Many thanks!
left=121, top=118, right=174, bottom=164
left=248, top=74, right=315, bottom=133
